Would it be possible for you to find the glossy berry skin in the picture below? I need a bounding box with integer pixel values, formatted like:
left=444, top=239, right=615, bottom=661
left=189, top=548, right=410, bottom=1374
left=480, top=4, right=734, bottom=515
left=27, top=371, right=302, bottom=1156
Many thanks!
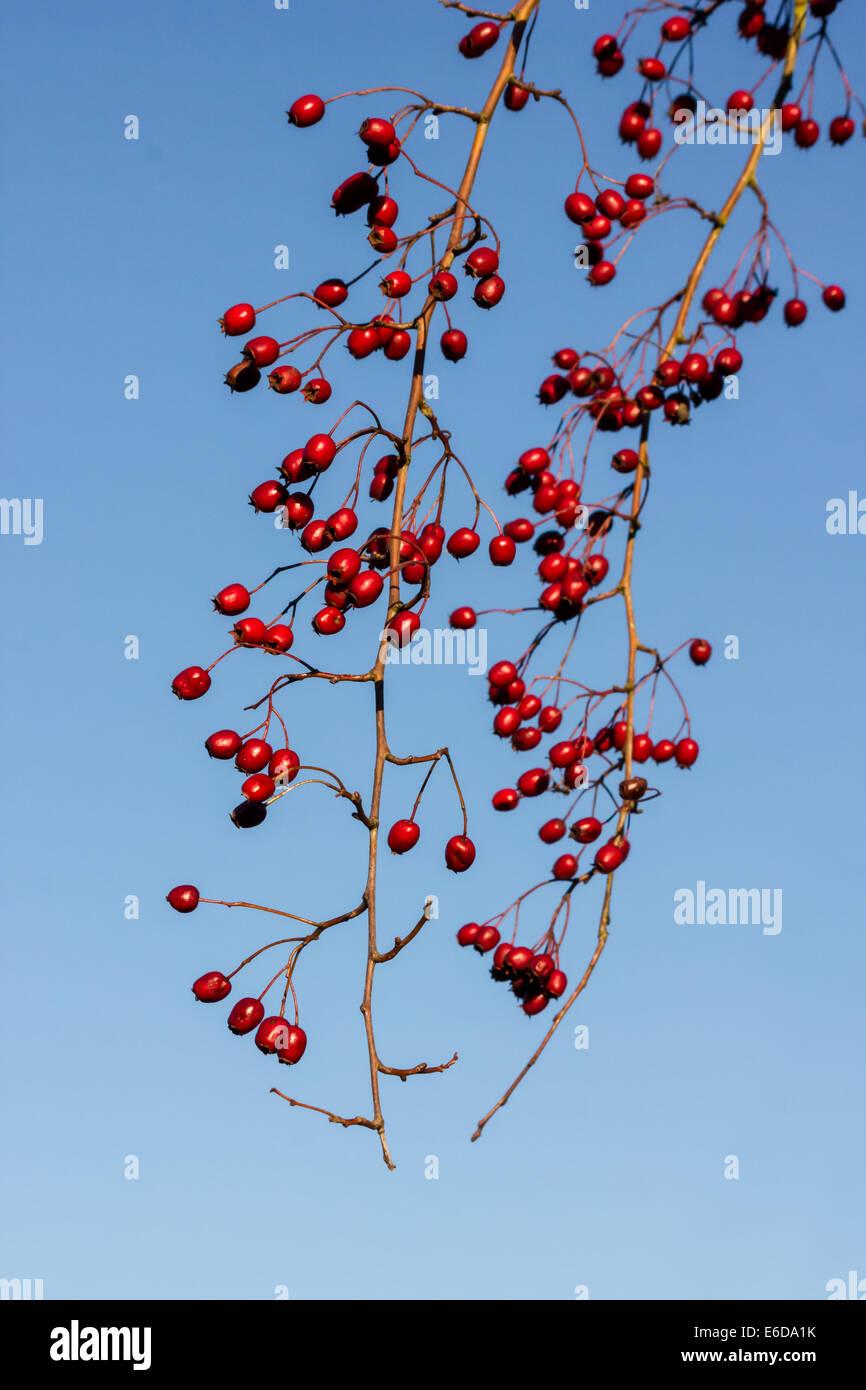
left=450, top=606, right=476, bottom=629
left=303, top=378, right=332, bottom=404
left=517, top=768, right=550, bottom=797
left=492, top=788, right=519, bottom=812
left=276, top=1023, right=308, bottom=1065
left=346, top=327, right=379, bottom=359
left=464, top=246, right=499, bottom=279
left=564, top=191, right=596, bottom=225
left=689, top=638, right=712, bottom=665
left=205, top=730, right=242, bottom=761
left=387, top=611, right=420, bottom=646
left=728, top=90, right=754, bottom=113
left=243, top=336, right=280, bottom=368
left=794, top=119, right=820, bottom=149
left=441, top=329, right=468, bottom=361
left=213, top=583, right=250, bottom=616
left=269, top=749, right=300, bottom=784
left=513, top=727, right=542, bottom=752
left=368, top=194, right=399, bottom=227
left=489, top=660, right=518, bottom=688
left=493, top=707, right=520, bottom=738
left=249, top=481, right=287, bottom=513
left=348, top=570, right=384, bottom=608
left=192, top=971, right=231, bottom=1003
left=331, top=171, right=378, bottom=215
left=652, top=739, right=676, bottom=763
left=459, top=20, right=500, bottom=57
left=326, top=508, right=358, bottom=542
left=681, top=353, right=709, bottom=383
left=547, top=970, right=568, bottom=998
left=553, top=854, right=577, bottom=880
left=457, top=923, right=480, bottom=947
left=232, top=617, right=269, bottom=646
left=784, top=299, right=807, bottom=327
left=359, top=116, right=396, bottom=148
left=523, top=993, right=550, bottom=1016
left=829, top=115, right=855, bottom=146
left=313, top=606, right=345, bottom=636
left=241, top=774, right=275, bottom=803
left=304, top=434, right=337, bottom=470
left=538, top=706, right=562, bottom=734
left=573, top=817, right=602, bottom=844
left=265, top=625, right=294, bottom=654
left=589, top=261, right=616, bottom=287
left=474, top=925, right=501, bottom=953
left=595, top=842, right=625, bottom=874
left=445, top=835, right=476, bottom=872
left=429, top=271, right=458, bottom=301
left=387, top=819, right=420, bottom=854
left=473, top=275, right=505, bottom=309
left=288, top=94, right=325, bottom=128
left=327, top=548, right=362, bottom=586
left=167, top=884, right=199, bottom=913
left=505, top=83, right=530, bottom=111
left=221, top=303, right=256, bottom=336
left=227, top=998, right=265, bottom=1036
left=268, top=365, right=301, bottom=395
left=314, top=278, right=349, bottom=308
left=823, top=285, right=845, bottom=312
left=506, top=945, right=534, bottom=973
left=172, top=666, right=211, bottom=701
left=715, top=348, right=742, bottom=375
left=636, top=128, right=662, bottom=160
left=447, top=527, right=480, bottom=559
left=675, top=738, right=699, bottom=767
left=235, top=739, right=272, bottom=774
left=489, top=535, right=517, bottom=566
left=254, top=1016, right=290, bottom=1055
left=385, top=331, right=412, bottom=360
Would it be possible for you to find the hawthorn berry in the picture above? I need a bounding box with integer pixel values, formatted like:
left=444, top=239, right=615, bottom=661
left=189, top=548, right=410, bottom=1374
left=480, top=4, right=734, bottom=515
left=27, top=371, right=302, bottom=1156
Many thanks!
left=314, top=278, right=349, bottom=308
left=227, top=998, right=265, bottom=1036
left=553, top=854, right=577, bottom=880
left=213, top=584, right=250, bottom=616
left=441, top=329, right=468, bottom=361
left=492, top=788, right=519, bottom=811
left=784, top=298, right=807, bottom=326
left=303, top=378, right=332, bottom=404
left=689, top=638, right=712, bottom=665
left=313, top=605, right=345, bottom=636
left=167, top=884, right=199, bottom=913
left=265, top=625, right=294, bottom=654
left=387, top=611, right=420, bottom=646
left=269, top=749, right=300, bottom=784
left=474, top=925, right=501, bottom=953
left=192, top=972, right=231, bottom=1003
left=232, top=617, right=269, bottom=647
left=429, top=271, right=458, bottom=301
left=447, top=527, right=480, bottom=559
left=242, top=773, right=275, bottom=803
left=172, top=666, right=211, bottom=701
left=268, top=365, right=302, bottom=394
left=505, top=84, right=530, bottom=112
left=652, top=739, right=676, bottom=763
left=445, top=835, right=476, bottom=872
left=489, top=536, right=517, bottom=566
left=205, top=730, right=242, bottom=761
left=517, top=768, right=550, bottom=797
left=794, top=119, right=820, bottom=148
left=388, top=820, right=420, bottom=854
left=539, top=819, right=566, bottom=844
left=829, top=115, right=855, bottom=145
left=221, top=303, right=256, bottom=336
left=473, top=274, right=505, bottom=309
left=235, top=739, right=272, bottom=774
left=368, top=195, right=398, bottom=227
left=332, top=172, right=378, bottom=215
left=450, top=606, right=476, bottom=629
left=675, top=738, right=699, bottom=767
left=288, top=94, right=325, bottom=128
left=464, top=247, right=500, bottom=279
left=249, top=480, right=287, bottom=513
left=243, top=336, right=280, bottom=368
left=231, top=801, right=267, bottom=829
left=225, top=361, right=260, bottom=393
left=595, top=841, right=625, bottom=874
left=823, top=285, right=845, bottom=312
left=457, top=923, right=481, bottom=947
left=254, top=1016, right=290, bottom=1054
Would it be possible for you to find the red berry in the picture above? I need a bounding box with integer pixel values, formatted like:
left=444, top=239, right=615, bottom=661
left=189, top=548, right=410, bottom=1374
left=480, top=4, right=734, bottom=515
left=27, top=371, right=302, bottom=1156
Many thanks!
left=232, top=617, right=268, bottom=647
left=440, top=328, right=468, bottom=361
left=784, top=298, right=807, bottom=327
left=213, top=583, right=250, bottom=616
left=652, top=739, right=676, bottom=763
left=346, top=327, right=379, bottom=359
left=473, top=274, right=505, bottom=309
left=205, top=730, right=242, bottom=760
left=620, top=199, right=647, bottom=229
left=368, top=195, right=399, bottom=227
left=450, top=606, right=476, bottom=629
left=489, top=660, right=518, bottom=688
left=387, top=611, right=420, bottom=646
left=584, top=554, right=610, bottom=586
left=794, top=119, right=820, bottom=148
left=564, top=191, right=596, bottom=225
left=265, top=624, right=294, bottom=654
left=689, top=638, right=712, bottom=665
left=715, top=347, right=742, bottom=375
left=235, top=739, right=272, bottom=774
left=492, top=788, right=519, bottom=811
left=459, top=20, right=500, bottom=58
left=636, top=127, right=662, bottom=159
left=780, top=104, right=802, bottom=132
left=301, top=519, right=332, bottom=553
left=595, top=841, right=625, bottom=874
left=268, top=365, right=302, bottom=394
left=384, top=330, right=411, bottom=360
left=314, top=278, right=349, bottom=308
left=474, top=925, right=501, bottom=953
left=221, top=303, right=256, bottom=336
left=489, top=535, right=517, bottom=566
left=573, top=817, right=602, bottom=844
left=445, top=835, right=476, bottom=872
left=505, top=84, right=530, bottom=112
left=547, top=970, right=568, bottom=997
left=457, top=923, right=480, bottom=947
left=242, top=773, right=275, bottom=803
left=517, top=768, right=550, bottom=797
left=313, top=605, right=345, bottom=636
left=167, top=884, right=199, bottom=913
left=553, top=853, right=577, bottom=880
left=269, top=749, right=300, bottom=784
left=227, top=998, right=266, bottom=1036
left=381, top=270, right=413, bottom=299
left=276, top=1024, right=307, bottom=1065
left=359, top=116, right=396, bottom=148
left=327, top=548, right=362, bottom=586
left=303, top=377, right=332, bottom=404
left=523, top=992, right=550, bottom=1016
left=538, top=706, right=562, bottom=734
left=429, top=271, right=458, bottom=301
left=172, top=666, right=211, bottom=701
left=348, top=570, right=384, bottom=608
left=681, top=352, right=709, bottom=383
left=387, top=819, right=420, bottom=854
left=661, top=15, right=691, bottom=40
left=625, top=172, right=654, bottom=199
left=829, top=115, right=855, bottom=145
left=823, top=285, right=845, bottom=312
left=493, top=707, right=520, bottom=738
left=589, top=261, right=616, bottom=286
left=243, top=335, right=280, bottom=368
left=464, top=247, right=500, bottom=279
left=539, top=819, right=566, bottom=844
left=639, top=57, right=666, bottom=82
left=192, top=971, right=231, bottom=1003
left=254, top=1016, right=290, bottom=1054
left=727, top=90, right=754, bottom=113
left=303, top=434, right=337, bottom=471
left=675, top=738, right=699, bottom=767
left=288, top=94, right=325, bottom=128
left=249, top=480, right=287, bottom=513
left=447, top=527, right=480, bottom=559
left=326, top=507, right=359, bottom=541
left=332, top=171, right=378, bottom=215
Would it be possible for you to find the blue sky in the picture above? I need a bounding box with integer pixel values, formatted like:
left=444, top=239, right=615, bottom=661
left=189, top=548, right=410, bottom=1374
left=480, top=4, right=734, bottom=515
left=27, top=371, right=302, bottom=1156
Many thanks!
left=2, top=0, right=864, bottom=1300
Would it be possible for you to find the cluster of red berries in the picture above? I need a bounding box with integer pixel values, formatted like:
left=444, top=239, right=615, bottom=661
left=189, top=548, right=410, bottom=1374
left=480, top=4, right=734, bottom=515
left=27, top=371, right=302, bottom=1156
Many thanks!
left=168, top=888, right=308, bottom=1062
left=564, top=172, right=655, bottom=287
left=457, top=925, right=569, bottom=1017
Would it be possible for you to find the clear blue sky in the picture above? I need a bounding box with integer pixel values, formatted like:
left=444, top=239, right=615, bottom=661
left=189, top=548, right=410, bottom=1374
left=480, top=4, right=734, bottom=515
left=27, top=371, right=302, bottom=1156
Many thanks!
left=2, top=0, right=864, bottom=1300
